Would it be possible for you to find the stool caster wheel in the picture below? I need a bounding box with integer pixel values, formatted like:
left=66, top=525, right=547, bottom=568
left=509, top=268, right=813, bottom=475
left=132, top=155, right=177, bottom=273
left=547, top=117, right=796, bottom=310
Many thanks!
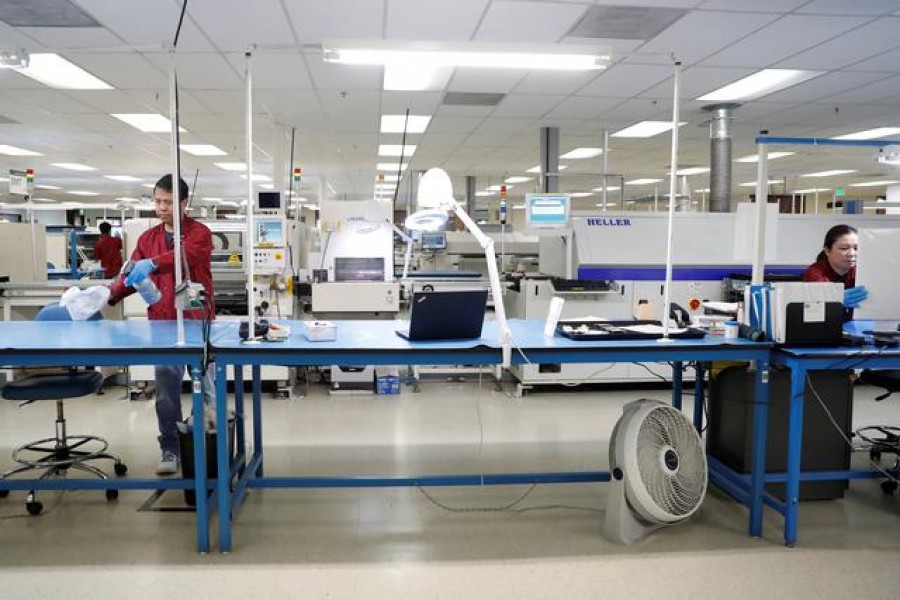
left=0, top=489, right=9, bottom=498
left=880, top=480, right=898, bottom=495
left=106, top=489, right=119, bottom=501
left=114, top=462, right=128, bottom=476
left=26, top=500, right=43, bottom=515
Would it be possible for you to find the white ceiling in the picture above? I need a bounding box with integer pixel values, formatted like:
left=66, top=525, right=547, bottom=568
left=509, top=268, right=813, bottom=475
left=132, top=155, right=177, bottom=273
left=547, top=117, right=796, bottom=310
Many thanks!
left=0, top=0, right=899, bottom=210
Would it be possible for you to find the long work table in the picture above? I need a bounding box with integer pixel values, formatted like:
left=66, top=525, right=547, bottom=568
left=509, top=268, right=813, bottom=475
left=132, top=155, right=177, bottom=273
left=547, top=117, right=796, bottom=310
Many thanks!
left=0, top=319, right=213, bottom=553
left=209, top=319, right=772, bottom=553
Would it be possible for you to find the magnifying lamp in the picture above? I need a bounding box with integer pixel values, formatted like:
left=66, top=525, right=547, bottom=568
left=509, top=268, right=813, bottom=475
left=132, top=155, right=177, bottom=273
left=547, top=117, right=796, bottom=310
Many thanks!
left=406, top=168, right=512, bottom=366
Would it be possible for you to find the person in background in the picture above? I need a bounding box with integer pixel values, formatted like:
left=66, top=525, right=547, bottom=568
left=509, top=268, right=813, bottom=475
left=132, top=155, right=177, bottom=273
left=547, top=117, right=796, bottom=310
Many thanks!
left=107, top=174, right=216, bottom=475
left=802, top=223, right=868, bottom=320
left=93, top=221, right=123, bottom=278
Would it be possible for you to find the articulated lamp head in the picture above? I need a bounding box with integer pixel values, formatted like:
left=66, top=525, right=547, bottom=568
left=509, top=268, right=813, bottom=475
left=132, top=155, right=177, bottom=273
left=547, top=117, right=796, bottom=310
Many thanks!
left=405, top=167, right=454, bottom=232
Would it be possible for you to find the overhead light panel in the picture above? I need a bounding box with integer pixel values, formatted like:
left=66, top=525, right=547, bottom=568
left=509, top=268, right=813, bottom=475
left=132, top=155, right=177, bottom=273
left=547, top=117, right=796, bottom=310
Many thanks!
left=378, top=144, right=416, bottom=157
left=215, top=162, right=248, bottom=171
left=570, top=192, right=593, bottom=198
left=591, top=186, right=621, bottom=192
left=612, top=121, right=685, bottom=138
left=52, top=162, right=96, bottom=171
left=0, top=144, right=42, bottom=156
left=180, top=144, right=227, bottom=156
left=239, top=174, right=272, bottom=182
left=35, top=184, right=60, bottom=190
left=380, top=114, right=432, bottom=134
left=504, top=176, right=532, bottom=184
left=739, top=180, right=782, bottom=187
left=625, top=178, right=662, bottom=185
left=68, top=190, right=99, bottom=196
left=832, top=127, right=900, bottom=141
left=735, top=151, right=795, bottom=163
left=16, top=53, right=111, bottom=89
left=377, top=162, right=408, bottom=172
left=850, top=180, right=899, bottom=187
left=113, top=113, right=186, bottom=133
left=324, top=41, right=611, bottom=71
left=526, top=165, right=568, bottom=174
left=802, top=169, right=857, bottom=178
left=475, top=191, right=494, bottom=197
left=560, top=148, right=603, bottom=159
left=674, top=167, right=710, bottom=176
left=792, top=188, right=831, bottom=193
left=104, top=175, right=141, bottom=182
left=697, top=69, right=822, bottom=102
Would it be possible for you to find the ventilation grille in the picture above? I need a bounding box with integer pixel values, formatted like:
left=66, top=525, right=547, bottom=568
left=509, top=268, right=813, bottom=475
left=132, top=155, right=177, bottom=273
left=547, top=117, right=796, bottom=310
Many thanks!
left=567, top=5, right=686, bottom=40
left=443, top=92, right=505, bottom=107
left=0, top=0, right=100, bottom=27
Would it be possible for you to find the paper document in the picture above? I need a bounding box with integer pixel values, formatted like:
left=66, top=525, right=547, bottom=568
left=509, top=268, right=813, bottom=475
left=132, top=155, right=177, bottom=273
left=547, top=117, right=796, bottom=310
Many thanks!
left=622, top=324, right=687, bottom=335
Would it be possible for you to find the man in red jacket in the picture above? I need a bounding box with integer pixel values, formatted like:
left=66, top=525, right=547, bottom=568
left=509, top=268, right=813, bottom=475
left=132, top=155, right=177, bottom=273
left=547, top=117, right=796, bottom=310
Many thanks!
left=108, top=174, right=216, bottom=475
left=93, top=221, right=123, bottom=278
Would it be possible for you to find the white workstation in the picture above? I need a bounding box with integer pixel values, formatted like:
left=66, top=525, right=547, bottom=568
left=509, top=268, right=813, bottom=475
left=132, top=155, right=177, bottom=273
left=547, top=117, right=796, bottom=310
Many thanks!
left=2, top=1, right=900, bottom=598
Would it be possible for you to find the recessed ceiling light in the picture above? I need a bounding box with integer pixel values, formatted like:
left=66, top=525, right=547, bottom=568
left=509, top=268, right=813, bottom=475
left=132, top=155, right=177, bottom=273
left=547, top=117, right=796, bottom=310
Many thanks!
left=239, top=174, right=271, bottom=182
left=674, top=167, right=710, bottom=176
left=376, top=174, right=400, bottom=182
left=612, top=121, right=685, bottom=138
left=35, top=184, right=61, bottom=190
left=792, top=188, right=831, bottom=193
left=52, top=162, right=96, bottom=171
left=591, top=186, right=621, bottom=192
left=849, top=180, right=900, bottom=187
left=259, top=183, right=274, bottom=190
left=504, top=176, right=532, bottom=184
left=68, top=190, right=99, bottom=196
left=378, top=144, right=416, bottom=157
left=140, top=183, right=154, bottom=189
left=17, top=53, right=112, bottom=89
left=115, top=196, right=140, bottom=202
left=735, top=151, right=795, bottom=163
left=526, top=165, right=568, bottom=173
left=739, top=180, right=782, bottom=187
left=694, top=188, right=711, bottom=193
left=570, top=192, right=593, bottom=197
left=0, top=144, right=42, bottom=156
left=380, top=115, right=432, bottom=134
left=214, top=162, right=248, bottom=171
left=377, top=162, right=408, bottom=172
left=560, top=148, right=603, bottom=159
left=180, top=144, right=227, bottom=156
left=801, top=169, right=857, bottom=178
left=475, top=191, right=494, bottom=197
left=104, top=175, right=141, bottom=182
left=697, top=69, right=823, bottom=102
left=112, top=113, right=186, bottom=133
left=625, top=178, right=662, bottom=185
left=832, top=127, right=900, bottom=141
left=32, top=197, right=56, bottom=203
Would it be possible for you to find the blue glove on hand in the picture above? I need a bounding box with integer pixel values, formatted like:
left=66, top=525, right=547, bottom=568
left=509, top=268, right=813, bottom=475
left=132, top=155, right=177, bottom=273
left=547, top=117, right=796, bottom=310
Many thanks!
left=843, top=285, right=868, bottom=309
left=125, top=259, right=156, bottom=287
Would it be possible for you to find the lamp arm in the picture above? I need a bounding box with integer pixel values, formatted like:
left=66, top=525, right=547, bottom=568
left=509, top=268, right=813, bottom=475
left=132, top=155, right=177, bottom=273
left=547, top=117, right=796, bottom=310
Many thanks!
left=450, top=203, right=512, bottom=367
left=384, top=218, right=414, bottom=281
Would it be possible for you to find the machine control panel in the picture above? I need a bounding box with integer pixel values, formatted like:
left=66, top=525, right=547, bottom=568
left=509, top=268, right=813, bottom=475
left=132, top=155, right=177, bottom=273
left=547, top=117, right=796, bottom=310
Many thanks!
left=253, top=247, right=285, bottom=273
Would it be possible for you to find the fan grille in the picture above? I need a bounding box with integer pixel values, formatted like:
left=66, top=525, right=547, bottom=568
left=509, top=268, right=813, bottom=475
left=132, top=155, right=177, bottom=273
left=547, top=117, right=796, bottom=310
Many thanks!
left=635, top=406, right=706, bottom=518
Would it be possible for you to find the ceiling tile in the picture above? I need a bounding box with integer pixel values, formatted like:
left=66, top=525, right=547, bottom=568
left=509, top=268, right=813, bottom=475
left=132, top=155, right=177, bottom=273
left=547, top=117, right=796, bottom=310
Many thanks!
left=66, top=52, right=166, bottom=90
left=224, top=52, right=313, bottom=90
left=699, top=0, right=805, bottom=11
left=184, top=0, right=296, bottom=50
left=841, top=47, right=900, bottom=73
left=425, top=116, right=485, bottom=134
left=144, top=53, right=243, bottom=89
left=794, top=0, right=900, bottom=15
left=380, top=91, right=444, bottom=114
left=578, top=63, right=674, bottom=97
left=304, top=58, right=384, bottom=91
left=447, top=68, right=526, bottom=94
left=776, top=18, right=900, bottom=70
left=490, top=93, right=565, bottom=118
left=762, top=71, right=887, bottom=103
left=513, top=70, right=601, bottom=95
left=386, top=0, right=488, bottom=41
left=823, top=74, right=900, bottom=105
left=474, top=1, right=590, bottom=42
left=640, top=65, right=754, bottom=100
left=545, top=96, right=622, bottom=120
left=286, top=0, right=385, bottom=44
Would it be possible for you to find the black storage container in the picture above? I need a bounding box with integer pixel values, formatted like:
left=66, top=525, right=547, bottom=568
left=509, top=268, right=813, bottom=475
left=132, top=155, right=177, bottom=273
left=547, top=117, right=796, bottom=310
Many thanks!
left=178, top=417, right=235, bottom=507
left=707, top=366, right=853, bottom=501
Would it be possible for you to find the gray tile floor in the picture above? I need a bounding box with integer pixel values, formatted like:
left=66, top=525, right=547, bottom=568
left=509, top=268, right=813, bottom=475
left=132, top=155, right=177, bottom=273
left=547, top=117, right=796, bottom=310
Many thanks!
left=0, top=373, right=898, bottom=599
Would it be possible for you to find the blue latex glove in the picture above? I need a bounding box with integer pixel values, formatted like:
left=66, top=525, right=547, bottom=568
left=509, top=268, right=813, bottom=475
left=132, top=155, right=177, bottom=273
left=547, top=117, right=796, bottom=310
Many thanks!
left=843, top=285, right=868, bottom=309
left=125, top=259, right=156, bottom=287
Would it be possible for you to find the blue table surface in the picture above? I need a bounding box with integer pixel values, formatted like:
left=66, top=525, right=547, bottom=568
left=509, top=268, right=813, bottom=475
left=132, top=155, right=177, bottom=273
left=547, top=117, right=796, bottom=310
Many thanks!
left=775, top=320, right=900, bottom=357
left=0, top=319, right=207, bottom=351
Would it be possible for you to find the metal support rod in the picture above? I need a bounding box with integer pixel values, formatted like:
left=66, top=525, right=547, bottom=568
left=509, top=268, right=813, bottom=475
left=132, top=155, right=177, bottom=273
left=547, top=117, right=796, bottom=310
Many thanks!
left=752, top=141, right=769, bottom=285
left=660, top=60, right=681, bottom=341
left=601, top=128, right=609, bottom=211
left=168, top=49, right=185, bottom=345
left=245, top=48, right=257, bottom=334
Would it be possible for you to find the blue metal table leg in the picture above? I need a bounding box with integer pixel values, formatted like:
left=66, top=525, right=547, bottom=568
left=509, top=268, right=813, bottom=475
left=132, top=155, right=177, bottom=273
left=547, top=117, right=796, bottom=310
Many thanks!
left=253, top=364, right=263, bottom=478
left=234, top=366, right=245, bottom=469
left=693, top=362, right=705, bottom=432
left=216, top=362, right=232, bottom=553
left=748, top=357, right=770, bottom=538
left=672, top=361, right=683, bottom=410
left=784, top=362, right=806, bottom=546
left=190, top=365, right=209, bottom=553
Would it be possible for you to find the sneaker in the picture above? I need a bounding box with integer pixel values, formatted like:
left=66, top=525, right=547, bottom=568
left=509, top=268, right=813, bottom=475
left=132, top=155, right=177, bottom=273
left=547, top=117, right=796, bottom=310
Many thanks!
left=156, top=450, right=179, bottom=476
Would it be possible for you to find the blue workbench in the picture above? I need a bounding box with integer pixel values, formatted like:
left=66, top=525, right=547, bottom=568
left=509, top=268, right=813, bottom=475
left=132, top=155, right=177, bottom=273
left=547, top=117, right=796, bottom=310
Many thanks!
left=0, top=319, right=213, bottom=553
left=210, top=319, right=771, bottom=552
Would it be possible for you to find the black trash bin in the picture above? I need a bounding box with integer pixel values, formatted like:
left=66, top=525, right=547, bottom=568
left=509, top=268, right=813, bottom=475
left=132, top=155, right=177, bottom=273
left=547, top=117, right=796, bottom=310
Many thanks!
left=178, top=416, right=235, bottom=507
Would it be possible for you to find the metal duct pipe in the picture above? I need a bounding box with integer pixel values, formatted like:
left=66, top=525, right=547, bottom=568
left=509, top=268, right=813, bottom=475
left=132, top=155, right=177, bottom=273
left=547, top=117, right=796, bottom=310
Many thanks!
left=465, top=175, right=476, bottom=217
left=703, top=103, right=740, bottom=213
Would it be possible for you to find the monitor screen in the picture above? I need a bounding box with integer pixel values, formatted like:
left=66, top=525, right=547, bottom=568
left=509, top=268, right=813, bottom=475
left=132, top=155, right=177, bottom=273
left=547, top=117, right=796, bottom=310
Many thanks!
left=525, top=193, right=570, bottom=229
left=257, top=191, right=282, bottom=211
left=421, top=231, right=446, bottom=250
left=254, top=219, right=284, bottom=246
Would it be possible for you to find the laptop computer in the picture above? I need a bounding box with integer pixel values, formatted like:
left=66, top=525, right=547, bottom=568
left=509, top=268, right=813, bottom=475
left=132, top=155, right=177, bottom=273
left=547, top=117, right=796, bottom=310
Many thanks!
left=396, top=290, right=488, bottom=341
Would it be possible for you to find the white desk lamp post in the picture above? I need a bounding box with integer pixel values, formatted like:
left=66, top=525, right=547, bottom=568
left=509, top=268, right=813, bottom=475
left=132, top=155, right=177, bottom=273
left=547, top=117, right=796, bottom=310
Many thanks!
left=406, top=168, right=512, bottom=367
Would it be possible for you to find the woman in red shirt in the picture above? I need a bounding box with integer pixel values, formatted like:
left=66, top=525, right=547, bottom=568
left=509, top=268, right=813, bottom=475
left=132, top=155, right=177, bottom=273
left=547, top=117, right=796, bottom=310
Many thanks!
left=802, top=224, right=868, bottom=318
left=93, top=221, right=123, bottom=278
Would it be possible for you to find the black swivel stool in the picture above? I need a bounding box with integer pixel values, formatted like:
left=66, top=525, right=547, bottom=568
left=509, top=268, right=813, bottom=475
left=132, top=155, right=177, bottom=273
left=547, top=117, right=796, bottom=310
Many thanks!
left=0, top=303, right=127, bottom=515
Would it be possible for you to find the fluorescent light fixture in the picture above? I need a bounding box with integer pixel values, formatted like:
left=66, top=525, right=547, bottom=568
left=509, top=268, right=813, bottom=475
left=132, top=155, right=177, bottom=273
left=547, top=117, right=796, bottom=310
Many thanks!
left=792, top=188, right=830, bottom=193
left=32, top=197, right=56, bottom=203
left=674, top=167, right=710, bottom=176
left=16, top=53, right=112, bottom=89
left=591, top=186, right=621, bottom=192
left=104, top=175, right=141, bottom=182
left=697, top=69, right=822, bottom=102
left=112, top=113, right=186, bottom=133
left=850, top=180, right=900, bottom=187
left=215, top=162, right=248, bottom=171
left=52, top=162, right=96, bottom=171
left=377, top=162, right=408, bottom=172
left=475, top=191, right=494, bottom=197
left=735, top=151, right=795, bottom=163
left=239, top=174, right=271, bottom=182
left=487, top=185, right=513, bottom=192
left=140, top=183, right=154, bottom=189
left=560, top=148, right=603, bottom=159
left=380, top=114, right=432, bottom=133
left=0, top=144, right=42, bottom=156
left=694, top=188, right=710, bottom=193
left=570, top=192, right=593, bottom=198
left=383, top=65, right=449, bottom=91
left=612, top=121, right=685, bottom=138
left=68, top=190, right=99, bottom=196
left=259, top=183, right=274, bottom=190
left=504, top=176, right=532, bottom=184
left=377, top=174, right=400, bottom=182
left=35, top=184, right=61, bottom=190
left=378, top=144, right=416, bottom=157
left=323, top=41, right=611, bottom=71
left=739, top=180, right=781, bottom=187
left=832, top=127, right=900, bottom=141
left=801, top=169, right=857, bottom=178
left=180, top=144, right=227, bottom=156
left=526, top=164, right=568, bottom=173
left=625, top=178, right=662, bottom=185
left=201, top=197, right=224, bottom=203
left=115, top=197, right=140, bottom=202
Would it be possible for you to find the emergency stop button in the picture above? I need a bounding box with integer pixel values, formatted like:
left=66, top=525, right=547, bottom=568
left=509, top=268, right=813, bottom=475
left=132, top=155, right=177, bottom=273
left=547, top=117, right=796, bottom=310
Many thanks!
left=689, top=297, right=701, bottom=311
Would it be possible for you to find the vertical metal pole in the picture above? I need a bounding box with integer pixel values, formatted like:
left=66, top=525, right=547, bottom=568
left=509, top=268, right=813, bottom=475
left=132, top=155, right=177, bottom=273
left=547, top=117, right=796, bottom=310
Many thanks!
left=660, top=61, right=681, bottom=340
left=540, top=127, right=560, bottom=193
left=601, top=129, right=609, bottom=211
left=245, top=48, right=257, bottom=333
left=169, top=49, right=184, bottom=345
left=752, top=141, right=769, bottom=285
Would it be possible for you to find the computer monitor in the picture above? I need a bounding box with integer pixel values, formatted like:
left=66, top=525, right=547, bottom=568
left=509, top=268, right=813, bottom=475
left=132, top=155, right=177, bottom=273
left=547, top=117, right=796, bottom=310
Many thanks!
left=421, top=231, right=446, bottom=250
left=254, top=218, right=284, bottom=246
left=525, top=193, right=570, bottom=229
left=256, top=191, right=282, bottom=212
